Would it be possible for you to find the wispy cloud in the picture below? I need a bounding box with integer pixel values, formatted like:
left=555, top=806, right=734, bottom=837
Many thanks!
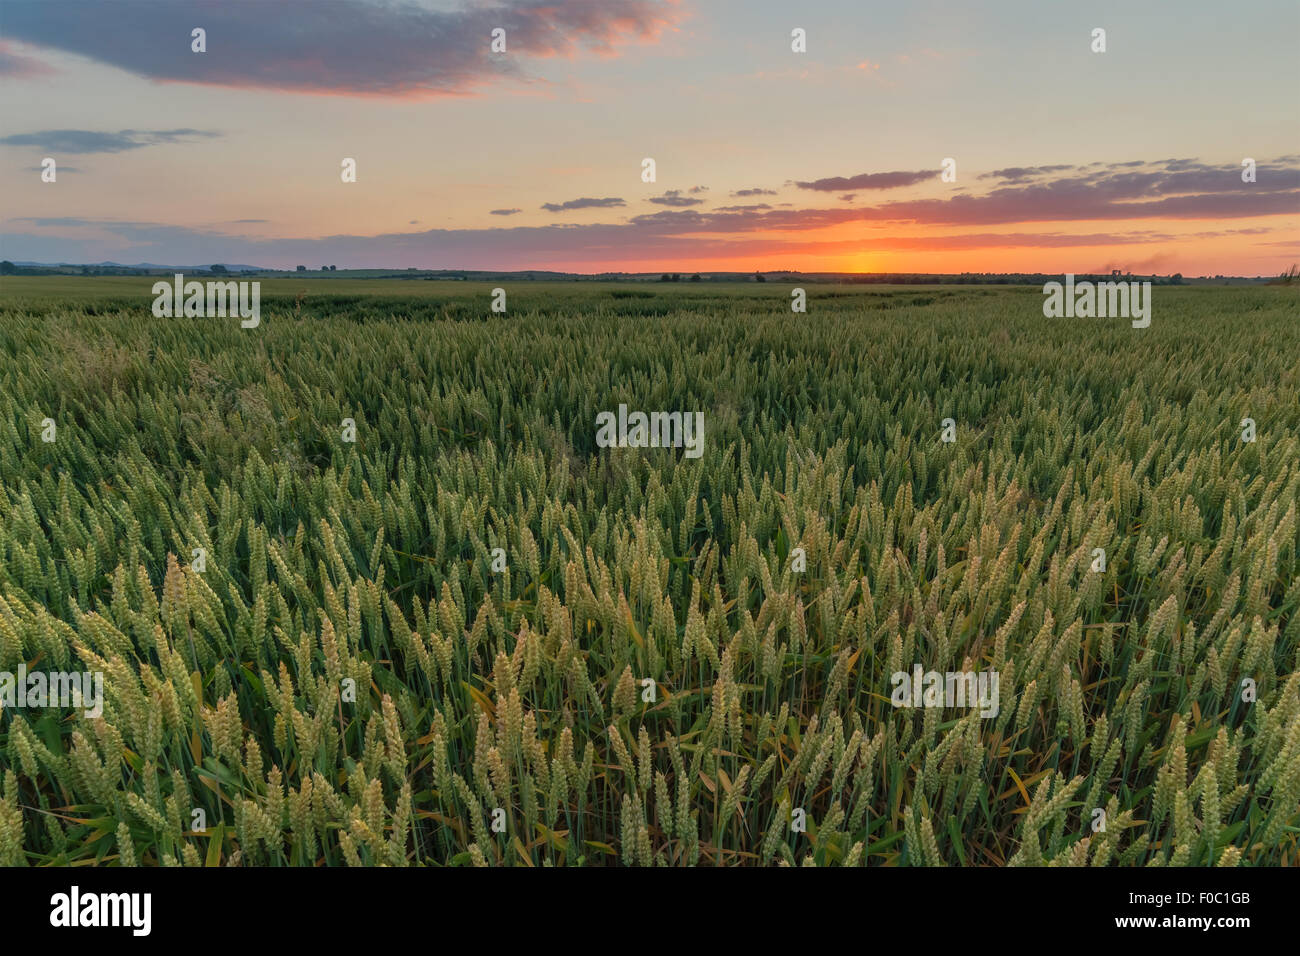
left=0, top=128, right=219, bottom=154
left=490, top=208, right=523, bottom=216
left=979, top=165, right=1076, bottom=183
left=648, top=190, right=704, bottom=207
left=793, top=169, right=938, bottom=192
left=541, top=197, right=626, bottom=212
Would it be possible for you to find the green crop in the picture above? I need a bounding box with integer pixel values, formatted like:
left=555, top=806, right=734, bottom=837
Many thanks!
left=0, top=278, right=1296, bottom=866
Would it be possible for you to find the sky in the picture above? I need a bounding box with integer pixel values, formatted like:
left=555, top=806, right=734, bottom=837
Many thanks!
left=2, top=0, right=1297, bottom=275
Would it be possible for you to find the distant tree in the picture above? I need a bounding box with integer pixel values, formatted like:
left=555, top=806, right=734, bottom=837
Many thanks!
left=690, top=273, right=702, bottom=282
left=296, top=265, right=306, bottom=272
left=329, top=265, right=337, bottom=271
left=660, top=273, right=671, bottom=282
left=0, top=261, right=14, bottom=275
left=210, top=264, right=228, bottom=274
left=754, top=271, right=766, bottom=282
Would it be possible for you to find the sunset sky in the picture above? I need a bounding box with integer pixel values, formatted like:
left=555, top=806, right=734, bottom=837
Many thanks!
left=2, top=0, right=1297, bottom=275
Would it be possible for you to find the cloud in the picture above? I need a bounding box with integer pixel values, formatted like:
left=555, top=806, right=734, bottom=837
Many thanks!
left=688, top=185, right=708, bottom=193
left=793, top=169, right=938, bottom=192
left=0, top=128, right=219, bottom=154
left=0, top=220, right=1229, bottom=272
left=11, top=217, right=112, bottom=227
left=732, top=187, right=777, bottom=197
left=2, top=0, right=686, bottom=97
left=979, top=165, right=1075, bottom=182
left=490, top=208, right=523, bottom=216
left=541, top=197, right=626, bottom=212
left=7, top=157, right=1295, bottom=270
left=864, top=158, right=1300, bottom=226
left=0, top=41, right=54, bottom=78
left=648, top=190, right=704, bottom=207
left=839, top=194, right=856, bottom=202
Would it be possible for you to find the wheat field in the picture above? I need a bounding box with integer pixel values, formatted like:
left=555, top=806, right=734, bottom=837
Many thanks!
left=0, top=278, right=1296, bottom=866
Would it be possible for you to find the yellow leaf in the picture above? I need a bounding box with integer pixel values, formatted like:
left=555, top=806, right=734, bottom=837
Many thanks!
left=462, top=681, right=496, bottom=719
left=718, top=767, right=733, bottom=796
left=1006, top=767, right=1031, bottom=807
left=623, top=602, right=644, bottom=650
left=205, top=823, right=224, bottom=867
left=513, top=837, right=535, bottom=866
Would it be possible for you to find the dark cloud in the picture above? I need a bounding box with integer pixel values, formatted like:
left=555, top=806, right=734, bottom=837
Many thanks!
left=793, top=169, right=938, bottom=192
left=714, top=203, right=772, bottom=212
left=839, top=194, right=856, bottom=202
left=688, top=185, right=708, bottom=193
left=2, top=0, right=684, bottom=96
left=0, top=128, right=219, bottom=154
left=540, top=197, right=626, bottom=212
left=732, top=187, right=777, bottom=197
left=490, top=208, right=523, bottom=216
left=648, top=190, right=704, bottom=207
